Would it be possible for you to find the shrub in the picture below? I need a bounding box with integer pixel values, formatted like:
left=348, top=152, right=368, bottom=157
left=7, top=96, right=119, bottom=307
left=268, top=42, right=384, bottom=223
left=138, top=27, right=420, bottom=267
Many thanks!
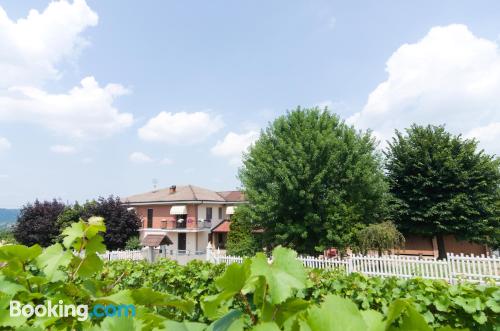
left=124, top=236, right=142, bottom=250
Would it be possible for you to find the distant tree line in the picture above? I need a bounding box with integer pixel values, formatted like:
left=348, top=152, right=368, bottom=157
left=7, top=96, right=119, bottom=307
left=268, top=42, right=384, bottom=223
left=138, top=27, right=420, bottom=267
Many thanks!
left=13, top=196, right=141, bottom=250
left=227, top=107, right=500, bottom=258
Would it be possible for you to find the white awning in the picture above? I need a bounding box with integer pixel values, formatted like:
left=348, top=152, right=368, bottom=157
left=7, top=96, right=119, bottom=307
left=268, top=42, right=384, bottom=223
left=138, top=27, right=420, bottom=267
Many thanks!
left=170, top=205, right=187, bottom=215
left=226, top=206, right=236, bottom=215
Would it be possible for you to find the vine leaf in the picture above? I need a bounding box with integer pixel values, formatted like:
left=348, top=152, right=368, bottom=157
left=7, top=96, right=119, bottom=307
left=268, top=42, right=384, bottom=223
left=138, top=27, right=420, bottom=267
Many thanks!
left=72, top=252, right=103, bottom=278
left=89, top=315, right=143, bottom=331
left=62, top=222, right=86, bottom=249
left=385, top=299, right=431, bottom=331
left=250, top=322, right=281, bottom=331
left=360, top=310, right=385, bottom=331
left=250, top=246, right=307, bottom=304
left=304, top=295, right=368, bottom=331
left=202, top=261, right=251, bottom=320
left=0, top=244, right=42, bottom=263
left=35, top=243, right=72, bottom=282
left=208, top=309, right=244, bottom=331
left=163, top=320, right=208, bottom=331
left=131, top=288, right=195, bottom=314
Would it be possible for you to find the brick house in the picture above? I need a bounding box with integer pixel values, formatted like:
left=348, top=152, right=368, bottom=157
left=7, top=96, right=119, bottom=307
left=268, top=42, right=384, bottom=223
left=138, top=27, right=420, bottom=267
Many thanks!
left=123, top=185, right=245, bottom=254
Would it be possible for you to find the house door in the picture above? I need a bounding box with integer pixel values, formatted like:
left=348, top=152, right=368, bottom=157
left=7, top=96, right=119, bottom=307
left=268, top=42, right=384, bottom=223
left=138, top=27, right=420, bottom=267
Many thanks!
left=178, top=233, right=186, bottom=251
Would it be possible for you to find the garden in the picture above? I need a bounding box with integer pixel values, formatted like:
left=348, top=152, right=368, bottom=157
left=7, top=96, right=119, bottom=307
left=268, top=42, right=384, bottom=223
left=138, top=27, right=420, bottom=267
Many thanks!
left=0, top=218, right=498, bottom=330
left=2, top=109, right=499, bottom=330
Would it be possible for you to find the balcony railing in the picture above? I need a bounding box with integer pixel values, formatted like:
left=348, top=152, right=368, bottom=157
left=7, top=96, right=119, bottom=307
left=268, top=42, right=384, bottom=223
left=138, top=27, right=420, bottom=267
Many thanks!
left=155, top=219, right=213, bottom=230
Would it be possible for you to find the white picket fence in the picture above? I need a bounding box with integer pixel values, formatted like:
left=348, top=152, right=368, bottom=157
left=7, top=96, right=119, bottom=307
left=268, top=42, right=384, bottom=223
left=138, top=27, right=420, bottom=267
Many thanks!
left=99, top=249, right=145, bottom=261
left=97, top=248, right=500, bottom=284
left=207, top=249, right=500, bottom=284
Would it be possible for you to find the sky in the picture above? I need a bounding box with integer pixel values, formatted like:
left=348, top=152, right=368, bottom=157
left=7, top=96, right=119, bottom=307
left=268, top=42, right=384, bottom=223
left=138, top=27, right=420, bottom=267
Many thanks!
left=0, top=0, right=500, bottom=208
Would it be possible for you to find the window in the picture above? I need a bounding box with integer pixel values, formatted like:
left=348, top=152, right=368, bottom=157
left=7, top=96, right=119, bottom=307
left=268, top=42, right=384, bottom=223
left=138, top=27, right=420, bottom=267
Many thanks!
left=176, top=214, right=187, bottom=228
left=218, top=207, right=223, bottom=220
left=206, top=207, right=212, bottom=220
left=178, top=233, right=186, bottom=251
left=147, top=209, right=153, bottom=228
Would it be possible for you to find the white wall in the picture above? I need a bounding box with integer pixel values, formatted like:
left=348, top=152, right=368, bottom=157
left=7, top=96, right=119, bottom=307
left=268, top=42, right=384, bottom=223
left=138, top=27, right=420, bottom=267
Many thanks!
left=197, top=204, right=226, bottom=221
left=160, top=232, right=210, bottom=253
left=197, top=232, right=209, bottom=251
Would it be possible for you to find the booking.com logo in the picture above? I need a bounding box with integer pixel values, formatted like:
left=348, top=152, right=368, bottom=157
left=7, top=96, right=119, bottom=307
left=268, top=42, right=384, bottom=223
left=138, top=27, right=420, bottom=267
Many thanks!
left=10, top=300, right=136, bottom=321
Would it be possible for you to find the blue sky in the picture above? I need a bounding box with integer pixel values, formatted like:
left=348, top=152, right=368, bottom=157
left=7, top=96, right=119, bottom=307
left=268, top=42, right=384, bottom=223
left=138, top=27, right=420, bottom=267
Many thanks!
left=1, top=0, right=500, bottom=208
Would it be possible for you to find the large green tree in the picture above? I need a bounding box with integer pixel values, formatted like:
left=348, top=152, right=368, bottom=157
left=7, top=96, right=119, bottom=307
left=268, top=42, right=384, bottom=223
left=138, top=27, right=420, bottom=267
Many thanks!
left=239, top=107, right=388, bottom=254
left=385, top=125, right=500, bottom=259
left=226, top=206, right=260, bottom=256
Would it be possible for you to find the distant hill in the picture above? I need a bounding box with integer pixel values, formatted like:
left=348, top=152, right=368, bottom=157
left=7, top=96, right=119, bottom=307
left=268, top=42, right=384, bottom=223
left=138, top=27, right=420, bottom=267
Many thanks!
left=0, top=209, right=19, bottom=225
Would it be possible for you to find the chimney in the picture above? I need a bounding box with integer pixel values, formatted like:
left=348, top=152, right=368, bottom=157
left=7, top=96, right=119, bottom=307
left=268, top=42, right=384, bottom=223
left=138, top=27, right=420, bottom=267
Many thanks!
left=169, top=185, right=177, bottom=194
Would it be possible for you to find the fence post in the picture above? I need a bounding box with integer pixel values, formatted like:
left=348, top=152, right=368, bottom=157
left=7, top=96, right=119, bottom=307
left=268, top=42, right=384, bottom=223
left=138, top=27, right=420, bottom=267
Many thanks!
left=447, top=253, right=454, bottom=284
left=146, top=246, right=154, bottom=263
left=206, top=242, right=213, bottom=263
left=347, top=255, right=353, bottom=274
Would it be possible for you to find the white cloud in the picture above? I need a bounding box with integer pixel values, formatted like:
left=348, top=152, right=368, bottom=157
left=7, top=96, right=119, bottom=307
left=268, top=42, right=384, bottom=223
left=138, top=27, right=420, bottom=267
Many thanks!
left=82, top=157, right=93, bottom=164
left=0, top=2, right=131, bottom=140
left=0, top=174, right=8, bottom=179
left=50, top=144, right=76, bottom=154
left=138, top=111, right=224, bottom=144
left=0, top=136, right=11, bottom=152
left=160, top=157, right=173, bottom=165
left=211, top=131, right=259, bottom=165
left=465, top=122, right=500, bottom=153
left=348, top=24, right=500, bottom=155
left=129, top=152, right=153, bottom=164
left=0, top=0, right=98, bottom=87
left=0, top=76, right=133, bottom=138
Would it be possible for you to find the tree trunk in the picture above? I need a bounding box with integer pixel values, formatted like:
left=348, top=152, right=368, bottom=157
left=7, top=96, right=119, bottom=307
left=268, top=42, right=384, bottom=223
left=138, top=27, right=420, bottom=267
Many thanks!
left=436, top=234, right=447, bottom=260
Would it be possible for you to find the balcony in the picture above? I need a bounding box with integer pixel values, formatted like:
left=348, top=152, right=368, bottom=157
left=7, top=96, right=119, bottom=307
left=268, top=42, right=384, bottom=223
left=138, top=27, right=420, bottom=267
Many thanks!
left=155, top=219, right=212, bottom=231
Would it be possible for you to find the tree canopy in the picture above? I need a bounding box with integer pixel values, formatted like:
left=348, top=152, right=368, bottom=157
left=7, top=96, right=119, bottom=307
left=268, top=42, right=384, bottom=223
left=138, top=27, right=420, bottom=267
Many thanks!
left=385, top=124, right=500, bottom=258
left=239, top=107, right=388, bottom=254
left=356, top=221, right=405, bottom=256
left=226, top=206, right=260, bottom=256
left=13, top=196, right=141, bottom=250
left=82, top=196, right=141, bottom=250
left=13, top=199, right=66, bottom=247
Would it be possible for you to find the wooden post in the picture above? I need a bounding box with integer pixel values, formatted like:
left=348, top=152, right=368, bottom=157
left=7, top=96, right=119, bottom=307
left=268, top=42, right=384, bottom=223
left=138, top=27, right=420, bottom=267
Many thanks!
left=431, top=236, right=439, bottom=259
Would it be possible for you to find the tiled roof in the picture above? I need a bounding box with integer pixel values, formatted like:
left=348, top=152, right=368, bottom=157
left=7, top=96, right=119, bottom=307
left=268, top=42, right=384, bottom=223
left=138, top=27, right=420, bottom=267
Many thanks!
left=141, top=234, right=173, bottom=246
left=212, top=220, right=231, bottom=233
left=216, top=190, right=245, bottom=202
left=124, top=185, right=245, bottom=204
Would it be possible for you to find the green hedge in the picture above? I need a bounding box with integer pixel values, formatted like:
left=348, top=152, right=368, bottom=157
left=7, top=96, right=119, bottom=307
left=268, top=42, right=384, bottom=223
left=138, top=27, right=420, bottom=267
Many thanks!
left=101, top=259, right=499, bottom=330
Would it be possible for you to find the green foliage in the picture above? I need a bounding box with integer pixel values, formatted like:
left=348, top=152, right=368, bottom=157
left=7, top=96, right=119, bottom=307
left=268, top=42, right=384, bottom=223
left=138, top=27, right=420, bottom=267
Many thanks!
left=15, top=196, right=141, bottom=250
left=103, top=254, right=499, bottom=330
left=356, top=221, right=405, bottom=256
left=0, top=227, right=16, bottom=244
left=100, top=258, right=226, bottom=322
left=193, top=246, right=464, bottom=330
left=226, top=206, right=260, bottom=256
left=125, top=236, right=142, bottom=250
left=1, top=217, right=497, bottom=330
left=82, top=196, right=142, bottom=250
left=56, top=203, right=85, bottom=232
left=0, top=218, right=194, bottom=330
left=308, top=270, right=499, bottom=331
left=385, top=124, right=500, bottom=256
left=239, top=107, right=388, bottom=254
